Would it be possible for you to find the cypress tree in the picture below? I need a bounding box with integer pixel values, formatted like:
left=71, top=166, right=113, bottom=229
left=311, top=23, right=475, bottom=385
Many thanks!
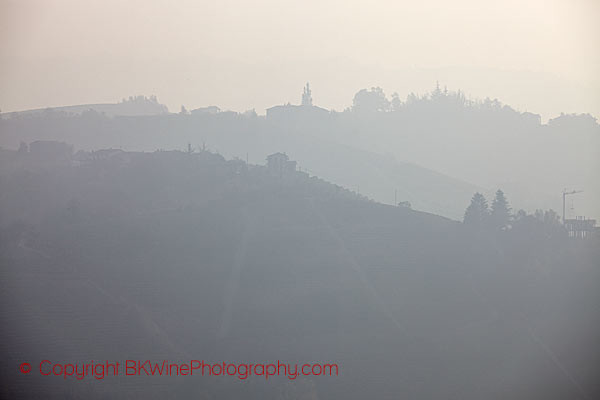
left=490, top=189, right=511, bottom=230
left=464, top=192, right=489, bottom=229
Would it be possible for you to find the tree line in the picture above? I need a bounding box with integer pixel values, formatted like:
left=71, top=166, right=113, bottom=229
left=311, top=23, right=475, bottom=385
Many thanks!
left=463, top=190, right=563, bottom=235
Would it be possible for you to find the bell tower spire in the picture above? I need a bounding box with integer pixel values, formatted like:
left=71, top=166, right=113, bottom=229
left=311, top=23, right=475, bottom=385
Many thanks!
left=301, top=82, right=313, bottom=106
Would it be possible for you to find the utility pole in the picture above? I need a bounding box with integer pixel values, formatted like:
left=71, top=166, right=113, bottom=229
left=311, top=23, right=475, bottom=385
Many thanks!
left=562, top=189, right=583, bottom=224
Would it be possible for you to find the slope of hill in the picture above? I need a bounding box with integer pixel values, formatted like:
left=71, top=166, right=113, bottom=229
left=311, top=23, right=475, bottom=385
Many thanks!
left=0, top=112, right=481, bottom=220
left=0, top=148, right=598, bottom=399
left=1, top=88, right=598, bottom=219
left=1, top=95, right=169, bottom=118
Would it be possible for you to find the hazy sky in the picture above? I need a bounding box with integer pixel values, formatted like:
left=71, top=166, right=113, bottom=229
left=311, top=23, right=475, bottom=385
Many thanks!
left=1, top=0, right=599, bottom=119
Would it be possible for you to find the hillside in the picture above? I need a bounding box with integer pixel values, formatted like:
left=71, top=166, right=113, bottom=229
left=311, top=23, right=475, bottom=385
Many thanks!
left=1, top=88, right=598, bottom=220
left=1, top=148, right=598, bottom=399
left=1, top=95, right=169, bottom=118
left=0, top=111, right=481, bottom=220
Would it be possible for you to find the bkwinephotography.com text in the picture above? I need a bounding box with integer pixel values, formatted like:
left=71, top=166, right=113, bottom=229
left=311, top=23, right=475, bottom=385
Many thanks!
left=20, top=360, right=339, bottom=381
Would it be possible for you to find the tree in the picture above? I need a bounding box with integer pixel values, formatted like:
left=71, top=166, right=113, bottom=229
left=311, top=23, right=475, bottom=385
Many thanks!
left=431, top=81, right=443, bottom=101
left=512, top=208, right=565, bottom=239
left=490, top=189, right=511, bottom=230
left=464, top=192, right=489, bottom=228
left=352, top=87, right=390, bottom=113
left=391, top=92, right=402, bottom=111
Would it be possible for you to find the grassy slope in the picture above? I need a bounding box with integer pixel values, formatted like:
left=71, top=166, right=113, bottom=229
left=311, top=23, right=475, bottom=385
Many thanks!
left=0, top=150, right=598, bottom=399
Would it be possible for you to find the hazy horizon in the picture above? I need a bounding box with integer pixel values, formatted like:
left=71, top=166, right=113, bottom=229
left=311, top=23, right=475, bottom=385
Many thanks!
left=1, top=0, right=599, bottom=120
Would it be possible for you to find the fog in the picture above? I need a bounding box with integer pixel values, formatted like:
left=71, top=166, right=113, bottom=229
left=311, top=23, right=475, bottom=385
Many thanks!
left=1, top=0, right=599, bottom=119
left=0, top=1, right=599, bottom=399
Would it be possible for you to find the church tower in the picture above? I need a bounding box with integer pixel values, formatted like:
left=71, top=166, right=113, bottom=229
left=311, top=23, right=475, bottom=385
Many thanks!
left=301, top=82, right=313, bottom=107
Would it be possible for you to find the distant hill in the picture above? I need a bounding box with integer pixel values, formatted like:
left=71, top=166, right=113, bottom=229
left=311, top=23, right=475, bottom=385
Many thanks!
left=1, top=86, right=598, bottom=219
left=1, top=95, right=169, bottom=118
left=0, top=110, right=481, bottom=220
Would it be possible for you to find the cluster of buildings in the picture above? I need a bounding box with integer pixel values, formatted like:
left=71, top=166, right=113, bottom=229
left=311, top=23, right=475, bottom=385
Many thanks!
left=564, top=216, right=597, bottom=239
